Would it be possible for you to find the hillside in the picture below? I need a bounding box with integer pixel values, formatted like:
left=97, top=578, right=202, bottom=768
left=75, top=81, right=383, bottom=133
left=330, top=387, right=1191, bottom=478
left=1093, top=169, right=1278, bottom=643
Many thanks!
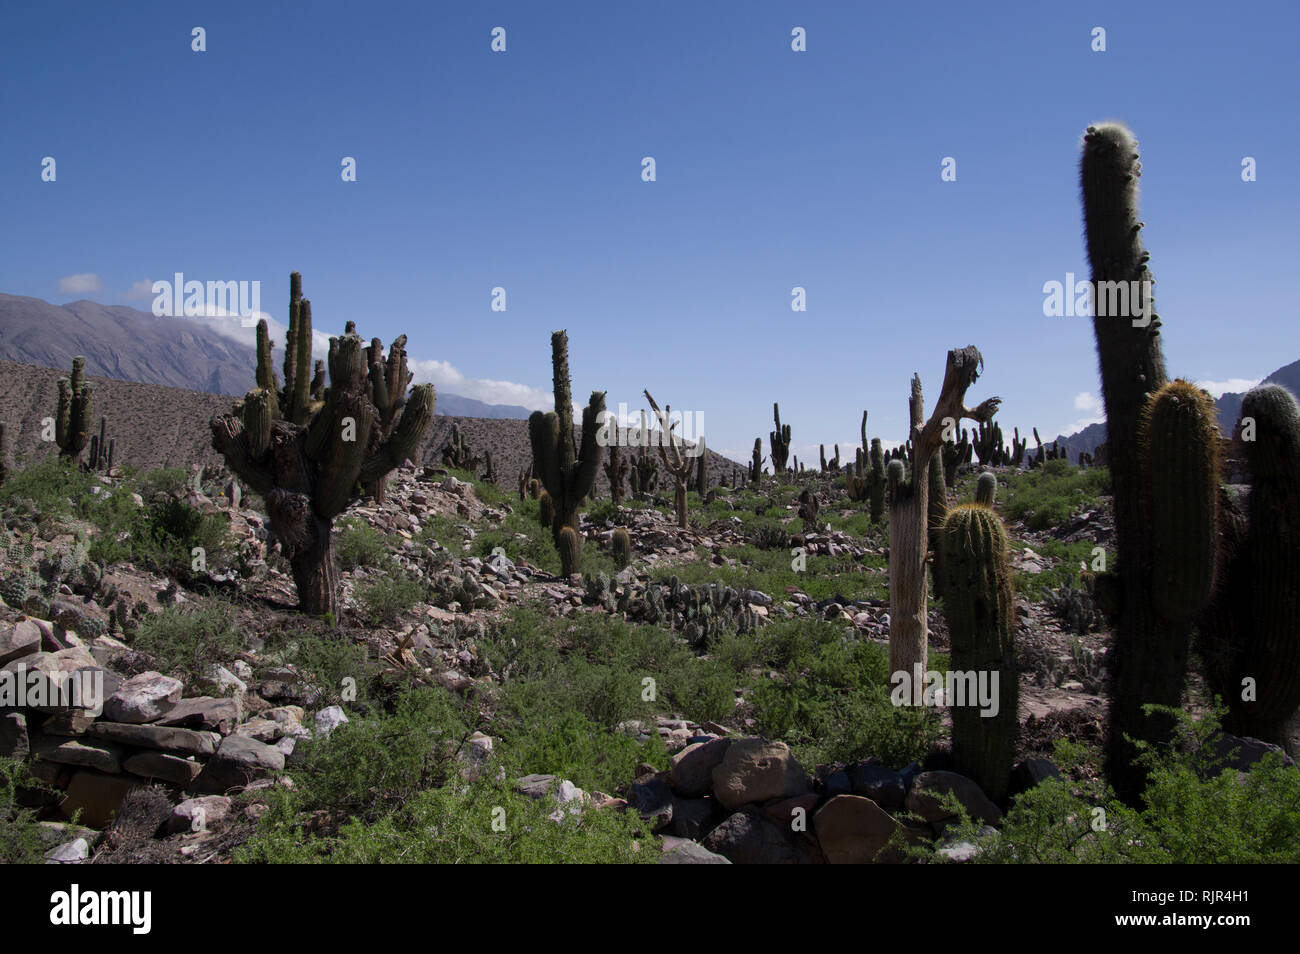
left=0, top=358, right=742, bottom=487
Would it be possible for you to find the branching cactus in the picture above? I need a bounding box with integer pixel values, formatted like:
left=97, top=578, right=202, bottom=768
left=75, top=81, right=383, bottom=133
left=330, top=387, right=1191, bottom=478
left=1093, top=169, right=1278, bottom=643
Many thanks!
left=528, top=330, right=605, bottom=576
left=644, top=390, right=691, bottom=529
left=87, top=416, right=115, bottom=474
left=363, top=334, right=413, bottom=502
left=936, top=504, right=1018, bottom=803
left=868, top=437, right=886, bottom=523
left=769, top=402, right=791, bottom=475
left=56, top=357, right=93, bottom=463
left=603, top=422, right=627, bottom=503
left=1200, top=384, right=1300, bottom=747
left=887, top=350, right=1000, bottom=679
left=210, top=272, right=434, bottom=617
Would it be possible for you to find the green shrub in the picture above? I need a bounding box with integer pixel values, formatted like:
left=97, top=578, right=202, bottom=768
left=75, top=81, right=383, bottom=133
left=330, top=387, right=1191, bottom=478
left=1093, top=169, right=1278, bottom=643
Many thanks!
left=336, top=518, right=390, bottom=571
left=129, top=603, right=245, bottom=689
left=0, top=758, right=55, bottom=864
left=353, top=573, right=424, bottom=625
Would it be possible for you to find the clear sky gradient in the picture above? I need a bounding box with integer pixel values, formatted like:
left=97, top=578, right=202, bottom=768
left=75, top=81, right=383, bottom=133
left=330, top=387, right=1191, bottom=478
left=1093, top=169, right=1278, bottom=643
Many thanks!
left=2, top=1, right=1296, bottom=462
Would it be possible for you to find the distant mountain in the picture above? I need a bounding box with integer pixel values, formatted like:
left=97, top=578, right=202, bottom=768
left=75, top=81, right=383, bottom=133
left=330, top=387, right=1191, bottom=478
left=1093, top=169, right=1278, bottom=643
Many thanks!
left=1214, top=358, right=1300, bottom=434
left=0, top=293, right=255, bottom=395
left=1052, top=357, right=1300, bottom=460
left=0, top=293, right=534, bottom=419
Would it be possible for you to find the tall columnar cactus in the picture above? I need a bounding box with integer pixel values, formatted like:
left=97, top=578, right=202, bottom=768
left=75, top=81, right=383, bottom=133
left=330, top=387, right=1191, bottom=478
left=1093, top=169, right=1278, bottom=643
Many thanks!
left=86, top=416, right=115, bottom=474
left=749, top=438, right=763, bottom=485
left=887, top=350, right=1000, bottom=679
left=926, top=452, right=947, bottom=562
left=210, top=272, right=434, bottom=617
left=868, top=437, right=886, bottom=523
left=769, top=402, right=791, bottom=475
left=1199, top=384, right=1300, bottom=746
left=604, top=422, right=627, bottom=503
left=975, top=471, right=997, bottom=506
left=363, top=334, right=413, bottom=502
left=695, top=435, right=708, bottom=497
left=55, top=357, right=93, bottom=462
left=442, top=423, right=479, bottom=472
left=644, top=391, right=691, bottom=529
left=1081, top=124, right=1224, bottom=803
left=935, top=504, right=1019, bottom=802
left=528, top=330, right=605, bottom=576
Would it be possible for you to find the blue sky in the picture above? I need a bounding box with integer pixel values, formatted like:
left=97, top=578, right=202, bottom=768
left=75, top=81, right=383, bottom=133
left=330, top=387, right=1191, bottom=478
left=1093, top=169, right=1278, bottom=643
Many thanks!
left=2, top=1, right=1296, bottom=462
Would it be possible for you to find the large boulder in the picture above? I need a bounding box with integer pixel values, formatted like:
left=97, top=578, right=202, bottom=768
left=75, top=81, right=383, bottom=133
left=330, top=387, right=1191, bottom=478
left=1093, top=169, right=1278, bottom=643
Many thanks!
left=0, top=620, right=41, bottom=666
left=669, top=737, right=731, bottom=797
left=905, top=771, right=1003, bottom=825
left=814, top=795, right=911, bottom=864
left=103, top=672, right=183, bottom=724
left=701, top=805, right=823, bottom=864
left=711, top=738, right=809, bottom=810
left=189, top=735, right=284, bottom=794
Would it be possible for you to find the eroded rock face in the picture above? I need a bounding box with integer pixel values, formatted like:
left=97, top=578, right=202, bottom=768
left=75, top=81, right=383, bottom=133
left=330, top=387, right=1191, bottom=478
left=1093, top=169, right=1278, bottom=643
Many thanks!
left=711, top=738, right=809, bottom=811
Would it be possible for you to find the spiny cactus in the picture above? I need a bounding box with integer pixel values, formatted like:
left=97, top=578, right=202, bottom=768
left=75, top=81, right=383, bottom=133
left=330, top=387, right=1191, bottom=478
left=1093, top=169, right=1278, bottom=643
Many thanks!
left=936, top=504, right=1018, bottom=803
left=868, top=438, right=886, bottom=523
left=644, top=391, right=691, bottom=529
left=975, top=471, right=997, bottom=506
left=363, top=334, right=413, bottom=502
left=55, top=357, right=93, bottom=463
left=538, top=489, right=555, bottom=528
left=527, top=478, right=541, bottom=500
left=1199, top=384, right=1300, bottom=746
left=612, top=527, right=632, bottom=570
left=769, top=402, right=791, bottom=475
left=604, top=422, right=627, bottom=503
left=1080, top=125, right=1224, bottom=803
left=749, top=438, right=763, bottom=485
left=528, top=330, right=605, bottom=576
left=210, top=271, right=434, bottom=617
left=695, top=435, right=708, bottom=498
left=518, top=462, right=533, bottom=500
left=86, top=416, right=115, bottom=474
left=442, top=423, right=480, bottom=473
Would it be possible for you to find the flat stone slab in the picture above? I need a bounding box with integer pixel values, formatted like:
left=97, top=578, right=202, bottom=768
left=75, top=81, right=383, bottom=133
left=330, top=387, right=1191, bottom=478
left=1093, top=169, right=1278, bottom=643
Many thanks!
left=87, top=722, right=219, bottom=757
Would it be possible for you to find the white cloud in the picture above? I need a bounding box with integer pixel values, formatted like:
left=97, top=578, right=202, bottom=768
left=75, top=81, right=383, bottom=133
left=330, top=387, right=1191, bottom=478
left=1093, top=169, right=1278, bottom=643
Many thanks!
left=162, top=307, right=554, bottom=414
left=1074, top=391, right=1102, bottom=413
left=125, top=279, right=154, bottom=300
left=58, top=273, right=103, bottom=294
left=1194, top=378, right=1261, bottom=399
left=407, top=358, right=552, bottom=411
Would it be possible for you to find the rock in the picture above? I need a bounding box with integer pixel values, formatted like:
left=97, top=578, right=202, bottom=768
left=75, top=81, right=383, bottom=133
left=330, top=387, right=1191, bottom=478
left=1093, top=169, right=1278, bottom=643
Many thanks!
left=314, top=705, right=349, bottom=739
left=763, top=792, right=820, bottom=828
left=40, top=711, right=97, bottom=737
left=823, top=770, right=852, bottom=797
left=1009, top=758, right=1062, bottom=796
left=202, top=664, right=247, bottom=696
left=264, top=705, right=309, bottom=738
left=701, top=806, right=822, bottom=863
left=0, top=711, right=29, bottom=759
left=847, top=762, right=906, bottom=809
left=659, top=836, right=732, bottom=864
left=458, top=731, right=492, bottom=780
left=189, top=735, right=285, bottom=794
left=86, top=722, right=218, bottom=757
left=234, top=718, right=281, bottom=743
left=627, top=776, right=674, bottom=828
left=157, top=696, right=241, bottom=735
left=34, top=736, right=123, bottom=773
left=905, top=771, right=1003, bottom=825
left=514, top=774, right=559, bottom=799
left=122, top=751, right=203, bottom=786
left=103, top=672, right=183, bottom=724
left=1202, top=732, right=1295, bottom=776
left=166, top=796, right=233, bottom=834
left=711, top=738, right=809, bottom=810
left=669, top=737, right=732, bottom=798
left=0, top=620, right=42, bottom=665
left=45, top=838, right=90, bottom=863
left=814, top=794, right=912, bottom=864
left=59, top=771, right=142, bottom=828
left=667, top=796, right=719, bottom=839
